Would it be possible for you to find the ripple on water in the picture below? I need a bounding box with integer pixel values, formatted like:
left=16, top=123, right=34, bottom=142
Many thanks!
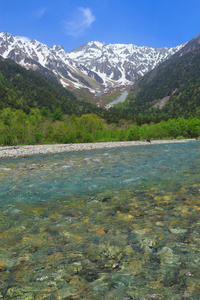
left=0, top=141, right=200, bottom=299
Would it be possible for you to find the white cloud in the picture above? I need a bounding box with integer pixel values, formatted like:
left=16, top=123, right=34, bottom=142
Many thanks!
left=17, top=36, right=31, bottom=43
left=33, top=7, right=47, bottom=18
left=65, top=7, right=96, bottom=37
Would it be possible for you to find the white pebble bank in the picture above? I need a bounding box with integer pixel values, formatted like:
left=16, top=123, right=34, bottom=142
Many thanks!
left=0, top=139, right=198, bottom=159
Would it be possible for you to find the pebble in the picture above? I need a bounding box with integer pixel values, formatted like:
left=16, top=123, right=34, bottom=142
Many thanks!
left=0, top=139, right=197, bottom=159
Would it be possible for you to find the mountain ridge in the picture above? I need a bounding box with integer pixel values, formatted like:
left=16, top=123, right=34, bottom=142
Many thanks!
left=0, top=31, right=184, bottom=97
left=122, top=33, right=200, bottom=118
left=0, top=55, right=108, bottom=117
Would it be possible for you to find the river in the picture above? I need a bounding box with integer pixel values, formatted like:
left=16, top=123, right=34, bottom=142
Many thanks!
left=108, top=90, right=129, bottom=107
left=0, top=141, right=200, bottom=299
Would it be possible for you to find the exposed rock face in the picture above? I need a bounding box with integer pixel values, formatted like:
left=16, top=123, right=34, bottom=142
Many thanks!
left=67, top=41, right=184, bottom=89
left=0, top=32, right=184, bottom=94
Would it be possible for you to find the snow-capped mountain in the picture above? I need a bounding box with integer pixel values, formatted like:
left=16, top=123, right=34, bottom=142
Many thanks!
left=67, top=41, right=184, bottom=86
left=0, top=32, right=185, bottom=94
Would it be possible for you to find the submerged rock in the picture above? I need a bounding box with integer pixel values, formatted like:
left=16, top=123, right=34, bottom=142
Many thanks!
left=157, top=247, right=180, bottom=266
left=170, top=228, right=188, bottom=234
left=102, top=196, right=111, bottom=203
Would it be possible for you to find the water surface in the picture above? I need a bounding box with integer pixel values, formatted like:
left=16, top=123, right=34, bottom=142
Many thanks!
left=0, top=142, right=200, bottom=299
left=108, top=91, right=128, bottom=107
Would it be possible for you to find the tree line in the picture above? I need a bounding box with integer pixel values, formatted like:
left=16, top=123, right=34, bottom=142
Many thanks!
left=0, top=108, right=199, bottom=146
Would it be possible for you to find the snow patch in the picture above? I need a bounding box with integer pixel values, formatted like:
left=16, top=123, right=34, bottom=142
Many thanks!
left=0, top=31, right=185, bottom=93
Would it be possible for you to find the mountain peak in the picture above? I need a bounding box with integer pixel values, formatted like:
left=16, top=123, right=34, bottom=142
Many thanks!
left=0, top=31, right=14, bottom=43
left=51, top=45, right=65, bottom=51
left=88, top=41, right=105, bottom=48
left=177, top=33, right=200, bottom=56
left=0, top=31, right=185, bottom=95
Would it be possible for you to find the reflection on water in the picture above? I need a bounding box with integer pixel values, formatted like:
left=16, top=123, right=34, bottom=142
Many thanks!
left=0, top=142, right=200, bottom=299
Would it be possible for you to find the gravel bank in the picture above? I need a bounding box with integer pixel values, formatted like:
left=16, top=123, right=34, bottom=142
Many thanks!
left=0, top=139, right=198, bottom=159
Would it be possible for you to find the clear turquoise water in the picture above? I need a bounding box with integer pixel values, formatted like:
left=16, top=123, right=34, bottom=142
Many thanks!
left=0, top=141, right=200, bottom=299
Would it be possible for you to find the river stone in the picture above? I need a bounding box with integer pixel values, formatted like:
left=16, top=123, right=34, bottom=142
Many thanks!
left=157, top=247, right=180, bottom=266
left=6, top=287, right=36, bottom=298
left=170, top=228, right=188, bottom=234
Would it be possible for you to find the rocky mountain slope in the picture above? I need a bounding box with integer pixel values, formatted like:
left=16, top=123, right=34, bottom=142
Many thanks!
left=0, top=56, right=108, bottom=117
left=0, top=32, right=184, bottom=95
left=123, top=33, right=200, bottom=118
left=67, top=41, right=183, bottom=91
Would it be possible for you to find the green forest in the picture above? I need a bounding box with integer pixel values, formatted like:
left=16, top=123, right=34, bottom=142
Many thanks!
left=0, top=108, right=199, bottom=146
left=0, top=57, right=129, bottom=123
left=114, top=46, right=200, bottom=119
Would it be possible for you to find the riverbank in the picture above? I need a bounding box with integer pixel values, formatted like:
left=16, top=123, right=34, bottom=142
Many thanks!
left=0, top=139, right=198, bottom=159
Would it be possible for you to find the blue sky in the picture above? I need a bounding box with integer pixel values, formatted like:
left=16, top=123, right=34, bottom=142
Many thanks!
left=0, top=0, right=200, bottom=51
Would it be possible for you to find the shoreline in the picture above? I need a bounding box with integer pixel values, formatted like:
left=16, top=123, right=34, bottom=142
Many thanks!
left=0, top=139, right=198, bottom=159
